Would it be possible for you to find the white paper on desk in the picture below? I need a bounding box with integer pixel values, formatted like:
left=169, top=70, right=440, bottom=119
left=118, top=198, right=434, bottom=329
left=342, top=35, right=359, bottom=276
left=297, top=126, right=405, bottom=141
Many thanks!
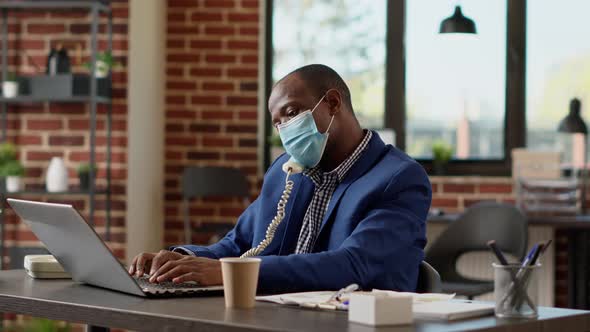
left=256, top=291, right=335, bottom=305
left=257, top=289, right=453, bottom=307
left=371, top=289, right=455, bottom=302
left=412, top=300, right=495, bottom=321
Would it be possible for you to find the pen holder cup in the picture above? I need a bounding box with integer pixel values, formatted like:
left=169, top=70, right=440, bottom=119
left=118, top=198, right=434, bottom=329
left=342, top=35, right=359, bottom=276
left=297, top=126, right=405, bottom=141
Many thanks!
left=493, top=263, right=540, bottom=319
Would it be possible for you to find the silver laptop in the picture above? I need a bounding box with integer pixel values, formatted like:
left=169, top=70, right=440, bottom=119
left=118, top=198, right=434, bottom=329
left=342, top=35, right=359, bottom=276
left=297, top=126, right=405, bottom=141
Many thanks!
left=8, top=198, right=223, bottom=297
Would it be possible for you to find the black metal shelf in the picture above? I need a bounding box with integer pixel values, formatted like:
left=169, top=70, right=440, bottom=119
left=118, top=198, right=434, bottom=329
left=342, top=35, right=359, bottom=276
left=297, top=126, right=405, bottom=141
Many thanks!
left=0, top=189, right=109, bottom=196
left=0, top=1, right=110, bottom=12
left=0, top=96, right=111, bottom=104
left=0, top=0, right=114, bottom=269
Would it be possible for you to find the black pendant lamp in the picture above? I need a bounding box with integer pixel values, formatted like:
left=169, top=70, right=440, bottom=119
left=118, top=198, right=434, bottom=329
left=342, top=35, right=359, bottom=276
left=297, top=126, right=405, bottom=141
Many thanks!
left=558, top=98, right=588, bottom=134
left=439, top=6, right=477, bottom=34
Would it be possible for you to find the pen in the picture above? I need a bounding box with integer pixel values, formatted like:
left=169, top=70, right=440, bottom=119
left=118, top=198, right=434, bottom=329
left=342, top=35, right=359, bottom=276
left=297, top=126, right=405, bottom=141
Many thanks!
left=328, top=283, right=359, bottom=302
left=513, top=241, right=551, bottom=309
left=489, top=240, right=535, bottom=309
left=487, top=240, right=509, bottom=265
left=516, top=244, right=539, bottom=278
left=524, top=244, right=538, bottom=263
left=537, top=240, right=552, bottom=262
left=300, top=286, right=357, bottom=312
left=529, top=243, right=544, bottom=266
left=499, top=243, right=538, bottom=306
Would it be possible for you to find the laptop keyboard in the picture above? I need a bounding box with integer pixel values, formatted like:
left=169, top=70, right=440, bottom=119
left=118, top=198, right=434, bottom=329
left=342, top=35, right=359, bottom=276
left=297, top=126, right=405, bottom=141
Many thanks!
left=135, top=275, right=204, bottom=294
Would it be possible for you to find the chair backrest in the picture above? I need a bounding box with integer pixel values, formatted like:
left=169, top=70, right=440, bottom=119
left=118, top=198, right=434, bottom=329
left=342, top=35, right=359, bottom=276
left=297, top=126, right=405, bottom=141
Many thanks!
left=181, top=166, right=250, bottom=244
left=425, top=201, right=528, bottom=283
left=181, top=166, right=250, bottom=200
left=416, top=261, right=442, bottom=293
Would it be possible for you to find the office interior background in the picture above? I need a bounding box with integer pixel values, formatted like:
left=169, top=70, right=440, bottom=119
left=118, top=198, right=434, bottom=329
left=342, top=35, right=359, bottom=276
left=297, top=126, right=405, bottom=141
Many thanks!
left=1, top=0, right=590, bottom=326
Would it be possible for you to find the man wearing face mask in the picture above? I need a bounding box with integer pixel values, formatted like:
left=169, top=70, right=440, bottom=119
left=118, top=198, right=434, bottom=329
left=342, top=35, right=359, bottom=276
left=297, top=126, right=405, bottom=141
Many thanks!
left=129, top=64, right=432, bottom=294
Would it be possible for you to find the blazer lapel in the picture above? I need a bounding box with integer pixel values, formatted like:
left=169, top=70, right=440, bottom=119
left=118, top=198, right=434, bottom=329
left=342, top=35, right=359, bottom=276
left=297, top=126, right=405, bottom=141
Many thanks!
left=317, top=132, right=387, bottom=236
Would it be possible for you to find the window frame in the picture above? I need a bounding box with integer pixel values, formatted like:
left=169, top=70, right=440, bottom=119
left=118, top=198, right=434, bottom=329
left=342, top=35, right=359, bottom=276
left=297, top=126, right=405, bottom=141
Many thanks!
left=263, top=0, right=527, bottom=176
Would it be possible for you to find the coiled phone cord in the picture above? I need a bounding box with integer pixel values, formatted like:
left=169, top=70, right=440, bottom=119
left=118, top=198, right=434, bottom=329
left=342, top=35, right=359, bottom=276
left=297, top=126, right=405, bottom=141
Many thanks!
left=240, top=169, right=294, bottom=258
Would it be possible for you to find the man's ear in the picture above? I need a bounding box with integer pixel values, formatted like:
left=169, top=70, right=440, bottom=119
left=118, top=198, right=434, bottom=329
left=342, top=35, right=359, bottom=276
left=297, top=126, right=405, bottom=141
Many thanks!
left=324, top=89, right=342, bottom=116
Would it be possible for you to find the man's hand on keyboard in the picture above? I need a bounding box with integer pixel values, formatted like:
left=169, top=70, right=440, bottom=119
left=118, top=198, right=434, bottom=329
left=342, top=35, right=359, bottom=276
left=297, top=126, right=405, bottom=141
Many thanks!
left=148, top=256, right=222, bottom=286
left=128, top=250, right=184, bottom=278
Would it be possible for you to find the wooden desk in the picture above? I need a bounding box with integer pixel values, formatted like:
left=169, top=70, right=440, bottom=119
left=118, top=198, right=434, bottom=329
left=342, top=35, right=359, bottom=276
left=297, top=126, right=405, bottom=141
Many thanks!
left=0, top=270, right=589, bottom=332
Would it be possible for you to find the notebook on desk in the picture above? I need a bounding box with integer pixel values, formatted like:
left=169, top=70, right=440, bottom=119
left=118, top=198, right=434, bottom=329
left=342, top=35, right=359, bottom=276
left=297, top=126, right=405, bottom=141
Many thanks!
left=372, top=290, right=494, bottom=321
left=413, top=300, right=494, bottom=321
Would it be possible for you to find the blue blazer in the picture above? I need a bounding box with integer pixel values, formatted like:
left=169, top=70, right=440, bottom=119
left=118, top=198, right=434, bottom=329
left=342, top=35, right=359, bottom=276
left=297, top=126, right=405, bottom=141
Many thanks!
left=177, top=132, right=431, bottom=294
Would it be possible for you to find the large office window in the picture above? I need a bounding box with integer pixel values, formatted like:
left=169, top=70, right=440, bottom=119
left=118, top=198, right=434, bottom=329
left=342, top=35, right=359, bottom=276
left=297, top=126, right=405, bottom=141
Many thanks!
left=271, top=0, right=387, bottom=129
left=405, top=1, right=507, bottom=160
left=526, top=0, right=590, bottom=165
left=266, top=0, right=523, bottom=174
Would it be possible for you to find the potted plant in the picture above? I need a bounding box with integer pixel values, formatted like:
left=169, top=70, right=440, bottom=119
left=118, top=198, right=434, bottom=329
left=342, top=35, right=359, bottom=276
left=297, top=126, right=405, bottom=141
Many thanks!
left=84, top=51, right=118, bottom=78
left=0, top=142, right=17, bottom=165
left=2, top=72, right=19, bottom=98
left=268, top=133, right=285, bottom=161
left=432, top=141, right=453, bottom=175
left=77, top=163, right=96, bottom=190
left=23, top=318, right=71, bottom=332
left=1, top=160, right=24, bottom=192
left=0, top=142, right=23, bottom=192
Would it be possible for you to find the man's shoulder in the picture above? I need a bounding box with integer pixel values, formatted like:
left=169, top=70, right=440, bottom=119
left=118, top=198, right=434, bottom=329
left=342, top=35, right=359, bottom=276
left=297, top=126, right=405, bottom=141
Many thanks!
left=378, top=144, right=421, bottom=170
left=370, top=145, right=429, bottom=186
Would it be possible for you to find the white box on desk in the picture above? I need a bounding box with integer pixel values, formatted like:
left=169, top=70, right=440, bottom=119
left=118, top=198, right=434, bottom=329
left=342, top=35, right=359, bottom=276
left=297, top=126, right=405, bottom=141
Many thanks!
left=349, top=292, right=413, bottom=326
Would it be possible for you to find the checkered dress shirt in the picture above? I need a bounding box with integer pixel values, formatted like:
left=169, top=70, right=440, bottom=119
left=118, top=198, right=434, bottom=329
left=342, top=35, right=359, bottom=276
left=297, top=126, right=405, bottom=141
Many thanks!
left=294, top=130, right=372, bottom=254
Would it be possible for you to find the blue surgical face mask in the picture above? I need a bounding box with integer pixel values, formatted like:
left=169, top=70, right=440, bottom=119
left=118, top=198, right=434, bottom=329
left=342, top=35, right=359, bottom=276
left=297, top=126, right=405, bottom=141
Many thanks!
left=277, top=95, right=335, bottom=168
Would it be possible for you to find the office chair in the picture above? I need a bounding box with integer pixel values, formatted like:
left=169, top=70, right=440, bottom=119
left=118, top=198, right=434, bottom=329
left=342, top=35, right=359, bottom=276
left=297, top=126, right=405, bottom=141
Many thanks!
left=181, top=166, right=250, bottom=244
left=416, top=261, right=442, bottom=293
left=425, top=202, right=528, bottom=299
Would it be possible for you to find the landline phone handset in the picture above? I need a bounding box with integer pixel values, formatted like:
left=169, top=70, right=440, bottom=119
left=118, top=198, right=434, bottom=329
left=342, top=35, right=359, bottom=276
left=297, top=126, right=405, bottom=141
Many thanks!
left=240, top=158, right=303, bottom=258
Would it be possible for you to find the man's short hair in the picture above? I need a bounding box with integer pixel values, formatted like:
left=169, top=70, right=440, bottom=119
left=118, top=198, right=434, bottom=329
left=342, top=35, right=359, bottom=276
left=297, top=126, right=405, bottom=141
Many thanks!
left=280, top=64, right=354, bottom=112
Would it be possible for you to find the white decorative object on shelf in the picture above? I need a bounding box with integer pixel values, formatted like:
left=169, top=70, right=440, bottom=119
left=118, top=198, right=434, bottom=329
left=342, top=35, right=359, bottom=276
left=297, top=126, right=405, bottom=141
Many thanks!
left=46, top=157, right=68, bottom=192
left=2, top=81, right=18, bottom=98
left=5, top=176, right=22, bottom=192
left=95, top=60, right=109, bottom=78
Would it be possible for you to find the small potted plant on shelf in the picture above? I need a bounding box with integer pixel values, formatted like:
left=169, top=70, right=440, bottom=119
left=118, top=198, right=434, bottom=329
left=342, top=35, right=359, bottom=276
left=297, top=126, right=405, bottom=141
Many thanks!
left=2, top=72, right=19, bottom=98
left=77, top=163, right=96, bottom=191
left=0, top=142, right=17, bottom=164
left=432, top=140, right=453, bottom=175
left=84, top=51, right=118, bottom=78
left=23, top=318, right=71, bottom=332
left=1, top=160, right=25, bottom=193
left=0, top=142, right=23, bottom=192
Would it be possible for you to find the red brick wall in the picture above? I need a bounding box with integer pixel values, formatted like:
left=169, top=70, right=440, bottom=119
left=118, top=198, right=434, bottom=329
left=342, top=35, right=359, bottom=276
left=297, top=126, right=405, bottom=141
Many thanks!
left=164, top=0, right=260, bottom=246
left=430, top=176, right=515, bottom=212
left=2, top=1, right=129, bottom=266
